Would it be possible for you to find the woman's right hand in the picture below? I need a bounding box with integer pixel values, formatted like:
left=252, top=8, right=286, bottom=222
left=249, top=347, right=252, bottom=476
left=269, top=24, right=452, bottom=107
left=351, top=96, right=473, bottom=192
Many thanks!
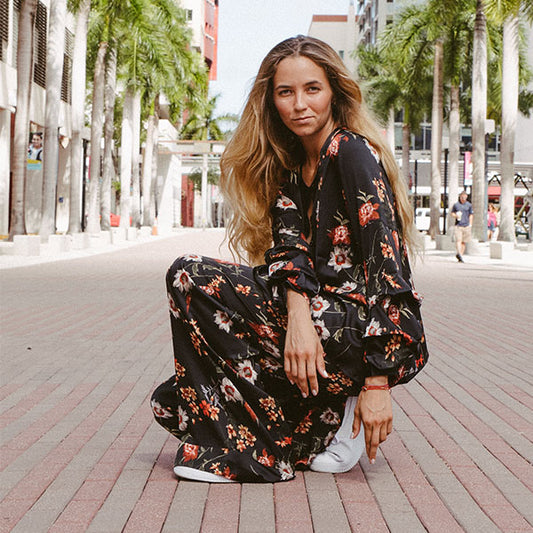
left=284, top=290, right=327, bottom=398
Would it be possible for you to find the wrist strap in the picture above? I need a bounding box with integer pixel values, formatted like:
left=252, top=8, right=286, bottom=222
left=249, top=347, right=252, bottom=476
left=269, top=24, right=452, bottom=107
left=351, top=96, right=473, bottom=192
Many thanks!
left=362, top=384, right=390, bottom=392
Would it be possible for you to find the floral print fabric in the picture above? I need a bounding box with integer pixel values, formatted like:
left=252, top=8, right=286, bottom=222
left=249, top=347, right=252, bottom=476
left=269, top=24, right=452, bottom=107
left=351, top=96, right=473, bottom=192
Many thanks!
left=151, top=127, right=428, bottom=483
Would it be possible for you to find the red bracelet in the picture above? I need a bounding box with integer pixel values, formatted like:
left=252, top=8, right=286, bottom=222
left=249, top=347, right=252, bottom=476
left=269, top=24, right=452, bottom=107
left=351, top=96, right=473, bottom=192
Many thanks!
left=362, top=384, right=391, bottom=392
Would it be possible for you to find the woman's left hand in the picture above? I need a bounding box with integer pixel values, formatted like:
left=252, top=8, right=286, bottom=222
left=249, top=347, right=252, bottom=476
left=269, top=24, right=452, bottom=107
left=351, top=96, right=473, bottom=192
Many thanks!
left=352, top=379, right=393, bottom=464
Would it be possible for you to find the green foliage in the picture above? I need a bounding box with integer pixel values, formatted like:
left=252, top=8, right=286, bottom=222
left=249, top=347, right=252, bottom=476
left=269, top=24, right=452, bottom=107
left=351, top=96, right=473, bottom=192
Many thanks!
left=187, top=166, right=221, bottom=191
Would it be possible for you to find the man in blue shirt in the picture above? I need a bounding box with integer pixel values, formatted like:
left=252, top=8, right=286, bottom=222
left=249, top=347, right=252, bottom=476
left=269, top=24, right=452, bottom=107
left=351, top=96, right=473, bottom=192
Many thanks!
left=451, top=191, right=474, bottom=263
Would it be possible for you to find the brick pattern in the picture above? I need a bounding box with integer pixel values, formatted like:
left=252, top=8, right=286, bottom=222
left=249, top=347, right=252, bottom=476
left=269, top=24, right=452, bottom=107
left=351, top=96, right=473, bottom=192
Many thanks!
left=1, top=229, right=532, bottom=532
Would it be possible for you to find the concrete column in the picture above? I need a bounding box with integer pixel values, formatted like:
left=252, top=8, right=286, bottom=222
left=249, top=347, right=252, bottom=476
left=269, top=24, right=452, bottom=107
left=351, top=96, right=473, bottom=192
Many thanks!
left=0, top=109, right=11, bottom=236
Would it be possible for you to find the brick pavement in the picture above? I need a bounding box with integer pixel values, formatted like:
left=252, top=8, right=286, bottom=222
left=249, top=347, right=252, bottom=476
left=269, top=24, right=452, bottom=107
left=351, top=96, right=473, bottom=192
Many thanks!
left=1, top=228, right=532, bottom=532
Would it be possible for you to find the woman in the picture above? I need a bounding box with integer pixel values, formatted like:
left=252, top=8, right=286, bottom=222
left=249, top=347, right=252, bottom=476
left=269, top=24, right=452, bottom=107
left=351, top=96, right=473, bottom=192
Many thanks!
left=151, top=36, right=428, bottom=483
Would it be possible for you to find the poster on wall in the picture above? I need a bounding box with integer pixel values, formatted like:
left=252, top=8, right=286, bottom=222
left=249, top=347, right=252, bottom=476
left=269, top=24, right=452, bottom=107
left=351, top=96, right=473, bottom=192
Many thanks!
left=463, top=151, right=472, bottom=187
left=27, top=132, right=43, bottom=170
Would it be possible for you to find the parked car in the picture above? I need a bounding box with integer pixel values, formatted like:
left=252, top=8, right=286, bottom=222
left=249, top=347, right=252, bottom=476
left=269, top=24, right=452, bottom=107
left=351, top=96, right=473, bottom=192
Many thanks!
left=415, top=208, right=444, bottom=232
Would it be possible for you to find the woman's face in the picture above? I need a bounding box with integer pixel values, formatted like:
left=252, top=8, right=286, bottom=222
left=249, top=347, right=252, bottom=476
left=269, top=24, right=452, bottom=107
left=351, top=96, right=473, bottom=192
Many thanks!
left=272, top=55, right=336, bottom=148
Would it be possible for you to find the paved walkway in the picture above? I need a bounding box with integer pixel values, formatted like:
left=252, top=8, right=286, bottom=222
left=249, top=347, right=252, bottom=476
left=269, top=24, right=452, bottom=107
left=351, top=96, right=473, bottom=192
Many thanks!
left=1, top=229, right=532, bottom=533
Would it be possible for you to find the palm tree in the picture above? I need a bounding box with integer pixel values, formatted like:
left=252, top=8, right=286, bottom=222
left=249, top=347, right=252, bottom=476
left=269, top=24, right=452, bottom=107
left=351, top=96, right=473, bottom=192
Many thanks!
left=40, top=0, right=67, bottom=239
left=486, top=0, right=533, bottom=241
left=100, top=44, right=117, bottom=232
left=471, top=0, right=488, bottom=241
left=8, top=0, right=39, bottom=239
left=356, top=42, right=432, bottom=192
left=86, top=39, right=107, bottom=234
left=68, top=0, right=91, bottom=234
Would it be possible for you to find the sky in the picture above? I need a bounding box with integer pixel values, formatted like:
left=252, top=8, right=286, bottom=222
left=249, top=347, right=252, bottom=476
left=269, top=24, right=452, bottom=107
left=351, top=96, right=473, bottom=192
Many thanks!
left=209, top=0, right=351, bottom=117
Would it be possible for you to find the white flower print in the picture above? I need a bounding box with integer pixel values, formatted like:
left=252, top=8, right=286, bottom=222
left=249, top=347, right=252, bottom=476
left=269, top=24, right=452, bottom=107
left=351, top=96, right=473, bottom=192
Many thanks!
left=214, top=310, right=233, bottom=332
left=168, top=293, right=180, bottom=319
left=368, top=295, right=378, bottom=307
left=268, top=261, right=288, bottom=276
left=338, top=281, right=357, bottom=293
left=320, top=407, right=340, bottom=425
left=151, top=400, right=173, bottom=419
left=177, top=405, right=189, bottom=431
left=276, top=195, right=298, bottom=210
left=276, top=460, right=294, bottom=480
left=365, top=318, right=383, bottom=336
left=278, top=227, right=299, bottom=237
left=261, top=339, right=281, bottom=359
left=237, top=359, right=258, bottom=384
left=311, top=295, right=330, bottom=317
left=220, top=377, right=244, bottom=403
left=173, top=269, right=194, bottom=293
left=328, top=246, right=353, bottom=272
left=363, top=138, right=380, bottom=163
left=313, top=319, right=331, bottom=341
left=181, top=253, right=202, bottom=262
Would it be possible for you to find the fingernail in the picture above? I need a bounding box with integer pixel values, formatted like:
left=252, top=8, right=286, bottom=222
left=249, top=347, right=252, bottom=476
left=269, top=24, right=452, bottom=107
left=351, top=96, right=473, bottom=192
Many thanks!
left=350, top=432, right=355, bottom=439
left=370, top=458, right=375, bottom=465
left=301, top=392, right=307, bottom=398
left=323, top=371, right=328, bottom=378
left=288, top=379, right=294, bottom=385
left=311, top=389, right=317, bottom=396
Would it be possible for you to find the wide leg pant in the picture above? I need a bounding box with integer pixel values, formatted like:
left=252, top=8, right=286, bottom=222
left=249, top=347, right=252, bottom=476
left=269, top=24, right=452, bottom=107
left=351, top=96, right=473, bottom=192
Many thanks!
left=150, top=255, right=361, bottom=482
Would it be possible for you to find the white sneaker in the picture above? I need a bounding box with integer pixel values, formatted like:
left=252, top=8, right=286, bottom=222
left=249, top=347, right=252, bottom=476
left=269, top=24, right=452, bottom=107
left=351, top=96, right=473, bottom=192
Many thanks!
left=174, top=465, right=237, bottom=483
left=310, top=396, right=365, bottom=473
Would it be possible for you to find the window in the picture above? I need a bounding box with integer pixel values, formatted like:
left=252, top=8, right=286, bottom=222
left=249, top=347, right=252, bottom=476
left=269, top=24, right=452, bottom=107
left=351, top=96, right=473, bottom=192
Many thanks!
left=0, top=0, right=8, bottom=62
left=338, top=50, right=344, bottom=59
left=185, top=9, right=193, bottom=22
left=33, top=1, right=47, bottom=88
left=61, top=28, right=73, bottom=104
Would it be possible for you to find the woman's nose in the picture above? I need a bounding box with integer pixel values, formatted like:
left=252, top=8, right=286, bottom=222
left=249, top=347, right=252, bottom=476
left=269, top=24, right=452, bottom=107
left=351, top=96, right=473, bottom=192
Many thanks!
left=294, top=92, right=306, bottom=110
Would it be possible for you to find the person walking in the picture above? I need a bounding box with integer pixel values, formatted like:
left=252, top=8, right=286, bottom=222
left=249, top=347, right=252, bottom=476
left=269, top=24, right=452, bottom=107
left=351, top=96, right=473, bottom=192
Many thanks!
left=150, top=36, right=429, bottom=483
left=451, top=191, right=474, bottom=262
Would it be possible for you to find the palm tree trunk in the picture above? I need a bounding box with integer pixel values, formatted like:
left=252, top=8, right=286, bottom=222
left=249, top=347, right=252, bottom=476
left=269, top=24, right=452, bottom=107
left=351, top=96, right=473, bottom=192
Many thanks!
left=68, top=0, right=90, bottom=234
left=40, top=0, right=67, bottom=239
left=401, top=121, right=410, bottom=189
left=9, top=0, right=38, bottom=239
left=130, top=91, right=141, bottom=228
left=499, top=13, right=519, bottom=242
left=86, top=41, right=107, bottom=234
left=141, top=100, right=156, bottom=227
left=101, top=44, right=117, bottom=232
left=119, top=88, right=134, bottom=228
left=471, top=0, right=488, bottom=241
left=429, top=39, right=444, bottom=239
left=150, top=99, right=160, bottom=223
left=447, top=84, right=460, bottom=233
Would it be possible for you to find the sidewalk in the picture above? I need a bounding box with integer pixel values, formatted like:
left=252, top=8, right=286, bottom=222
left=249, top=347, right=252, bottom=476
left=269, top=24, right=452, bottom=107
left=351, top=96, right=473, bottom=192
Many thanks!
left=1, top=228, right=532, bottom=532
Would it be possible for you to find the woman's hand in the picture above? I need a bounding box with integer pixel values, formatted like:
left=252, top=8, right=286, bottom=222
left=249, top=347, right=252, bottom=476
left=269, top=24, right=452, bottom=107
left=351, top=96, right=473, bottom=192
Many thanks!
left=353, top=377, right=393, bottom=464
left=284, top=290, right=327, bottom=398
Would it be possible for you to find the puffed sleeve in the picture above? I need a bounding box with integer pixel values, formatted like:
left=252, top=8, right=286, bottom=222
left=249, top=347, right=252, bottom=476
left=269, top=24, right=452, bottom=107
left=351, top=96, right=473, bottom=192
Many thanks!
left=335, top=133, right=427, bottom=385
left=264, top=185, right=321, bottom=300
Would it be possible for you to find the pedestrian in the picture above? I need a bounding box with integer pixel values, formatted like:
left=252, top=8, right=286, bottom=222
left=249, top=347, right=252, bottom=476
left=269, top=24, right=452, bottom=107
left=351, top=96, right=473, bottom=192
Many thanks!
left=451, top=191, right=473, bottom=262
left=150, top=35, right=429, bottom=483
left=487, top=203, right=498, bottom=241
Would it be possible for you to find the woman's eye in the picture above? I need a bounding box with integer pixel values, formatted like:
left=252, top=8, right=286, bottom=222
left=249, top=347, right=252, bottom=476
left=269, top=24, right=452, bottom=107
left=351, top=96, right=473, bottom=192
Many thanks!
left=278, top=89, right=291, bottom=96
left=308, top=86, right=320, bottom=93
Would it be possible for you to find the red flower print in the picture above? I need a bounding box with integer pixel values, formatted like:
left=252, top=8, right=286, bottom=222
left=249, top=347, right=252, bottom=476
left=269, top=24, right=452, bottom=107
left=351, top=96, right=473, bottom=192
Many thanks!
left=295, top=412, right=313, bottom=434
left=392, top=230, right=400, bottom=250
left=275, top=436, right=292, bottom=447
left=200, top=400, right=220, bottom=420
left=182, top=443, right=199, bottom=462
left=236, top=284, right=252, bottom=296
left=388, top=304, right=401, bottom=325
left=382, top=272, right=402, bottom=289
left=329, top=224, right=351, bottom=245
left=381, top=242, right=394, bottom=259
left=227, top=424, right=237, bottom=439
left=326, top=134, right=341, bottom=156
left=359, top=201, right=380, bottom=227
left=223, top=466, right=237, bottom=480
left=250, top=323, right=279, bottom=339
left=257, top=449, right=275, bottom=468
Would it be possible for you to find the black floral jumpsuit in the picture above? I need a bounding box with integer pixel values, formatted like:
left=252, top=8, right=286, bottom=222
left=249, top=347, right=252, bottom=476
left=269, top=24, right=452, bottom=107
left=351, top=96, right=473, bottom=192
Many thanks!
left=150, top=127, right=429, bottom=483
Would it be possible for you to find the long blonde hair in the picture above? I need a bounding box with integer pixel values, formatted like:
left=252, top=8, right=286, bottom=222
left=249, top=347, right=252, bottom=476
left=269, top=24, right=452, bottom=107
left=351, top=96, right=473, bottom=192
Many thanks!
left=220, top=35, right=417, bottom=265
